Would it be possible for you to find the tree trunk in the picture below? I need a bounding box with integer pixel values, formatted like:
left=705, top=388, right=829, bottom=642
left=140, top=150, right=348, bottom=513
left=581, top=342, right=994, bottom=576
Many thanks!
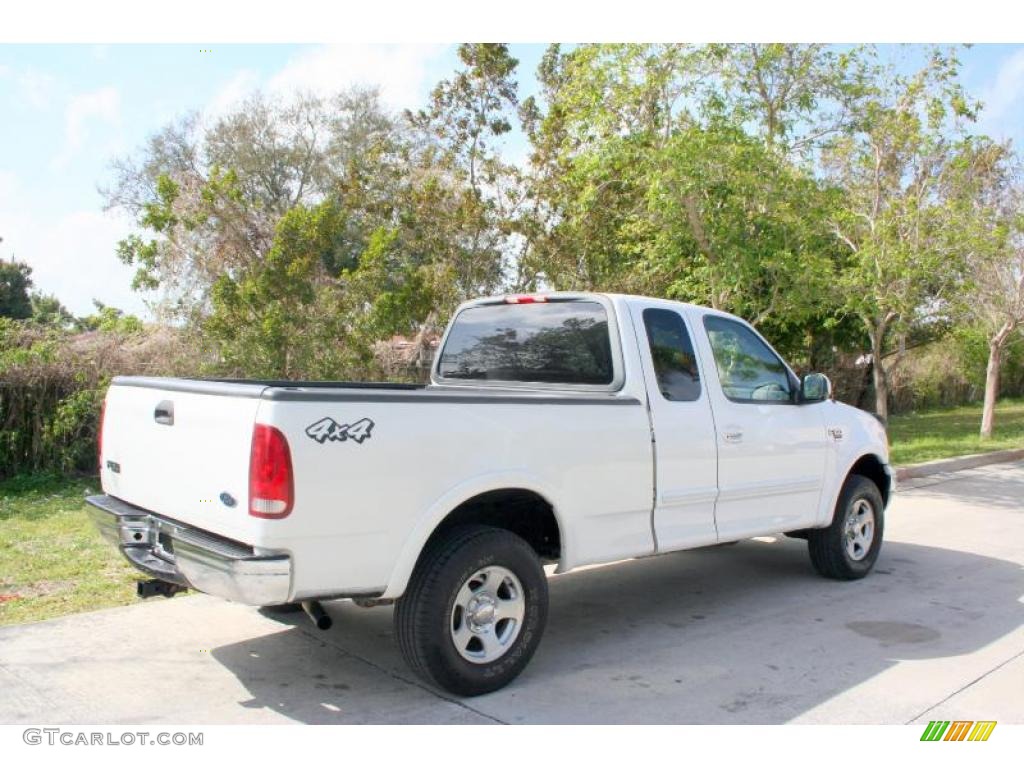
left=868, top=328, right=889, bottom=424
left=872, top=353, right=889, bottom=423
left=980, top=342, right=1001, bottom=439
left=980, top=322, right=1013, bottom=439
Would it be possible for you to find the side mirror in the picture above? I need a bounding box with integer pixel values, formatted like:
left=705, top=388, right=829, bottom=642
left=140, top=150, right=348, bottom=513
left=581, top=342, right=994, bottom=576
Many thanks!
left=800, top=373, right=832, bottom=404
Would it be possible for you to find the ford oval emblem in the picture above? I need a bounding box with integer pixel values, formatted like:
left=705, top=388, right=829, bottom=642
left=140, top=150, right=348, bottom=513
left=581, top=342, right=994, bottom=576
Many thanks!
left=219, top=492, right=237, bottom=508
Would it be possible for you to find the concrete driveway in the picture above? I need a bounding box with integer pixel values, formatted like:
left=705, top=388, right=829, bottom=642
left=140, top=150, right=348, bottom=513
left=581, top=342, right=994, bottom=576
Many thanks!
left=2, top=462, right=1022, bottom=725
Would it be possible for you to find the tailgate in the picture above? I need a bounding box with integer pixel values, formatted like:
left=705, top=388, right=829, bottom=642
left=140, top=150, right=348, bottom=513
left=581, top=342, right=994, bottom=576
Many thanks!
left=99, top=378, right=266, bottom=542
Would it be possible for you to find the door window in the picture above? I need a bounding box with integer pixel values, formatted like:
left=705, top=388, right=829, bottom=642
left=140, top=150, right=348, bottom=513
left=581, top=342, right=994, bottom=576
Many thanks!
left=642, top=308, right=701, bottom=402
left=703, top=315, right=793, bottom=403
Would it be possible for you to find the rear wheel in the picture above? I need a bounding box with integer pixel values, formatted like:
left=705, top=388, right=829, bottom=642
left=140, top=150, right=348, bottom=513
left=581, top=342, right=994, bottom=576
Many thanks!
left=808, top=474, right=884, bottom=580
left=395, top=525, right=548, bottom=696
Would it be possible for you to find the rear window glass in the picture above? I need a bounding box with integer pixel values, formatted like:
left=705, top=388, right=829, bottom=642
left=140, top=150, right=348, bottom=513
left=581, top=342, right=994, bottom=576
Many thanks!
left=437, top=301, right=614, bottom=385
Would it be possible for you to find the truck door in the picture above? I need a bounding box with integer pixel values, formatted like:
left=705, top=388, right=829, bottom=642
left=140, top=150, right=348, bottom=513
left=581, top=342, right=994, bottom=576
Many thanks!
left=630, top=302, right=720, bottom=550
left=695, top=313, right=828, bottom=540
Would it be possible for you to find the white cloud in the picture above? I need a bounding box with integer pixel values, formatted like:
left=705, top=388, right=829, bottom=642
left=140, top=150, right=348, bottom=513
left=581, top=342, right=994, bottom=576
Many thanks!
left=206, top=68, right=262, bottom=118
left=203, top=44, right=449, bottom=128
left=1, top=200, right=148, bottom=318
left=977, top=48, right=1024, bottom=138
left=1, top=173, right=144, bottom=317
left=265, top=44, right=448, bottom=110
left=17, top=68, right=58, bottom=109
left=52, top=86, right=122, bottom=169
left=204, top=45, right=448, bottom=125
left=0, top=64, right=59, bottom=110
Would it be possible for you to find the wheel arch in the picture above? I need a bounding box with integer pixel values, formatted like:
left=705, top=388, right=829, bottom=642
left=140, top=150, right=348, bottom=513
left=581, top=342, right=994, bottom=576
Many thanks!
left=846, top=453, right=893, bottom=509
left=381, top=475, right=565, bottom=599
left=821, top=452, right=892, bottom=528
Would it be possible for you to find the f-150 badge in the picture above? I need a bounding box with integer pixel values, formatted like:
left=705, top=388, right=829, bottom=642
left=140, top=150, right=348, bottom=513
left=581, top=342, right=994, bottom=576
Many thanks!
left=305, top=417, right=375, bottom=445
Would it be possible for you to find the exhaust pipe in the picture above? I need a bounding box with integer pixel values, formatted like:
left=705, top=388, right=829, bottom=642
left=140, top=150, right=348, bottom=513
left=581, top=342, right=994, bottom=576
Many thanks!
left=301, top=600, right=332, bottom=630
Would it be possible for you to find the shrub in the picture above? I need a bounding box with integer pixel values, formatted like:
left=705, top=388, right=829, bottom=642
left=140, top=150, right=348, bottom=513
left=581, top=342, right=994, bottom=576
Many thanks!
left=0, top=320, right=207, bottom=478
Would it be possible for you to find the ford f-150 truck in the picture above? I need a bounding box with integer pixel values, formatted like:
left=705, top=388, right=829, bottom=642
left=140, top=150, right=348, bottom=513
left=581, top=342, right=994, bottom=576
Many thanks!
left=88, top=292, right=892, bottom=695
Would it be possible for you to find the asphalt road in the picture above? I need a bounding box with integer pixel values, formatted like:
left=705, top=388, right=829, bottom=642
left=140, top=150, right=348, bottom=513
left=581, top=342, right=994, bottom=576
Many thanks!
left=1, top=462, right=1022, bottom=724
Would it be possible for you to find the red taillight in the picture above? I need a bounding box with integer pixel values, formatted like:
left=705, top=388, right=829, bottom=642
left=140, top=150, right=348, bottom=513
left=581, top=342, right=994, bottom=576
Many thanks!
left=504, top=294, right=548, bottom=304
left=97, top=399, right=107, bottom=474
left=249, top=424, right=294, bottom=519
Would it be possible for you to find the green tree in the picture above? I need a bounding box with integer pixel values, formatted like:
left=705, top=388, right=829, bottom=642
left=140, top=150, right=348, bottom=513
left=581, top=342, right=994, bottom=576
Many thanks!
left=30, top=293, right=74, bottom=328
left=75, top=301, right=143, bottom=334
left=106, top=89, right=406, bottom=319
left=520, top=44, right=840, bottom=356
left=205, top=200, right=363, bottom=378
left=711, top=43, right=867, bottom=155
left=106, top=78, right=521, bottom=381
left=822, top=47, right=978, bottom=421
left=943, top=139, right=1024, bottom=437
left=0, top=257, right=33, bottom=319
left=406, top=43, right=523, bottom=321
left=648, top=122, right=837, bottom=325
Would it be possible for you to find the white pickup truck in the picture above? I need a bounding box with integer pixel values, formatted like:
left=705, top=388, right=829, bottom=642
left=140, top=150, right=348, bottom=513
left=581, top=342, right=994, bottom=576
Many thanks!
left=88, top=292, right=892, bottom=695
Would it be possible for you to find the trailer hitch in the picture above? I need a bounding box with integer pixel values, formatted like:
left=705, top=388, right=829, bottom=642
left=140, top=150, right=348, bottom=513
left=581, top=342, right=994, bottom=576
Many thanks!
left=137, top=579, right=187, bottom=599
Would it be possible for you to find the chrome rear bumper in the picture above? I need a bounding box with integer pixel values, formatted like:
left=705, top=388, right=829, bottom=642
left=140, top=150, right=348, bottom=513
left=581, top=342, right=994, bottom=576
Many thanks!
left=86, top=495, right=292, bottom=606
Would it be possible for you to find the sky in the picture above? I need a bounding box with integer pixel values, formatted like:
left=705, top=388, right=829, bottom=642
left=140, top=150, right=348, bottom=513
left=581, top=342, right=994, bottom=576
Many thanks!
left=1, top=43, right=1023, bottom=318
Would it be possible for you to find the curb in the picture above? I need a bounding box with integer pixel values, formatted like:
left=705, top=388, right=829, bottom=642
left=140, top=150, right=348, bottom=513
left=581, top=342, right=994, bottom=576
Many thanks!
left=895, top=448, right=1024, bottom=481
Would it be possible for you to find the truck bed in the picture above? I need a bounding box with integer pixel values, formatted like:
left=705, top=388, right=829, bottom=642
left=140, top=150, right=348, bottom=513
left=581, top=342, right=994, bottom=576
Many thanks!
left=100, top=374, right=653, bottom=600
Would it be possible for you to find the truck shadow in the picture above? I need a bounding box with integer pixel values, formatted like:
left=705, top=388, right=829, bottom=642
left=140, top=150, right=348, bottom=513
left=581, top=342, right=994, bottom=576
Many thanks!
left=210, top=536, right=1024, bottom=724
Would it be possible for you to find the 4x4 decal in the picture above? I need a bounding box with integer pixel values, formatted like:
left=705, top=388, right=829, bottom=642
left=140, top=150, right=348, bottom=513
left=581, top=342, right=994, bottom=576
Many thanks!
left=305, top=417, right=375, bottom=445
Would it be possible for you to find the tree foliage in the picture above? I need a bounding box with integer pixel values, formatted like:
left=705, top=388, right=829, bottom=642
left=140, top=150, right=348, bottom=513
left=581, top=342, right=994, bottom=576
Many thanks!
left=943, top=138, right=1024, bottom=436
left=519, top=44, right=851, bottom=358
left=94, top=43, right=1024, bottom=425
left=0, top=259, right=34, bottom=320
left=822, top=47, right=980, bottom=420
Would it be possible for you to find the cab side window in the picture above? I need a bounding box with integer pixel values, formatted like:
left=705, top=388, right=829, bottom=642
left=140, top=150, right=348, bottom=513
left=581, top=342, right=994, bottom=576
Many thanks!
left=703, top=315, right=792, bottom=403
left=643, top=308, right=701, bottom=402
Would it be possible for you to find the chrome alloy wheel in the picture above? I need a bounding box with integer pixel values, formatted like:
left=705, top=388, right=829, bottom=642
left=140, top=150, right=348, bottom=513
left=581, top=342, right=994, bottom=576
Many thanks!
left=450, top=566, right=526, bottom=664
left=844, top=498, right=876, bottom=561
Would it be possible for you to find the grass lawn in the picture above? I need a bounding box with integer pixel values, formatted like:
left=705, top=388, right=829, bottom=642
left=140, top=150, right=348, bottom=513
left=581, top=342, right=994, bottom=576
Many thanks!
left=0, top=474, right=141, bottom=627
left=888, top=397, right=1024, bottom=466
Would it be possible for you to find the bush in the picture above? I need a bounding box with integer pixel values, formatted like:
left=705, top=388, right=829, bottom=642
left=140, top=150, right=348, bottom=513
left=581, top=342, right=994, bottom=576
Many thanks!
left=764, top=323, right=1024, bottom=416
left=0, top=320, right=207, bottom=478
left=888, top=328, right=1024, bottom=414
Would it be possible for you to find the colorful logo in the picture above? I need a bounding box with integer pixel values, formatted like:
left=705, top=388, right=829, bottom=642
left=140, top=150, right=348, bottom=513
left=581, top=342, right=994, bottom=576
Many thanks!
left=920, top=720, right=997, bottom=741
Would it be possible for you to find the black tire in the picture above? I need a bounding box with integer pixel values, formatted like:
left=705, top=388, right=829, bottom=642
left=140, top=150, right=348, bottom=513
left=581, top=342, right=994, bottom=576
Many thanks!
left=808, top=474, right=884, bottom=580
left=394, top=525, right=548, bottom=697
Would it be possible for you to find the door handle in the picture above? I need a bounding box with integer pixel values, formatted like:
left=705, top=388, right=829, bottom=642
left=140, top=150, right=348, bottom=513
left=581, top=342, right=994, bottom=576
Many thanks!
left=722, top=429, right=743, bottom=443
left=154, top=400, right=174, bottom=426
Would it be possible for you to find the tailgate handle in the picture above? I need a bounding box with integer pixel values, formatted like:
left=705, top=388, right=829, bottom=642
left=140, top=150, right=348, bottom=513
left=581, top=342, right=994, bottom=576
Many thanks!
left=154, top=401, right=174, bottom=426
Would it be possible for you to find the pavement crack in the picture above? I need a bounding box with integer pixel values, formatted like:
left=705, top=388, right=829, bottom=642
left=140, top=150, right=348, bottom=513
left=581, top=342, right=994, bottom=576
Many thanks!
left=898, top=475, right=964, bottom=492
left=292, top=622, right=507, bottom=724
left=905, top=647, right=1024, bottom=724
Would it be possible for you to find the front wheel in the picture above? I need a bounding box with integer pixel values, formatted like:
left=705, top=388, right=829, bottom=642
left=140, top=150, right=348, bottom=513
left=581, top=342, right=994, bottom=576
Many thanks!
left=807, top=474, right=884, bottom=580
left=394, top=525, right=548, bottom=696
